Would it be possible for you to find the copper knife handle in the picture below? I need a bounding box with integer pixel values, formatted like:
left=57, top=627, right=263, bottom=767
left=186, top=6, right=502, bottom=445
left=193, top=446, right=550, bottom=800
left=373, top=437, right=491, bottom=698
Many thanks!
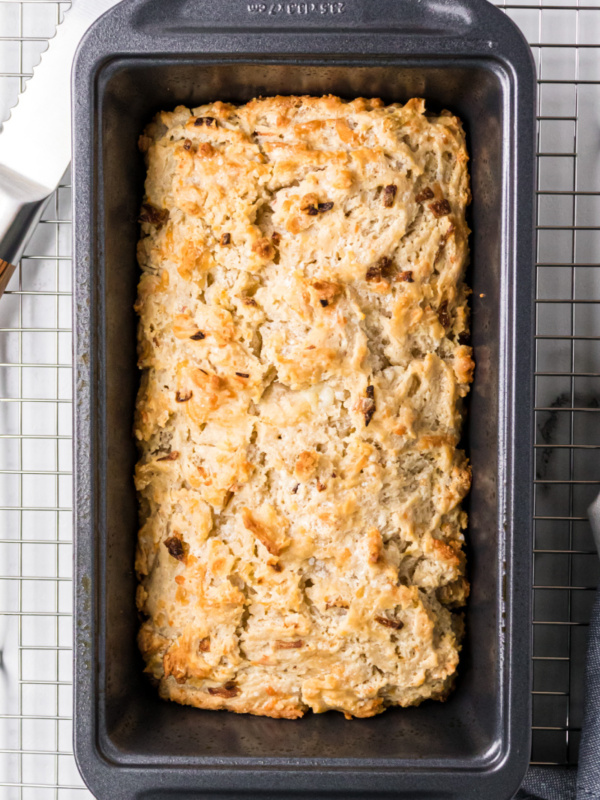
left=0, top=164, right=50, bottom=299
left=0, top=257, right=16, bottom=296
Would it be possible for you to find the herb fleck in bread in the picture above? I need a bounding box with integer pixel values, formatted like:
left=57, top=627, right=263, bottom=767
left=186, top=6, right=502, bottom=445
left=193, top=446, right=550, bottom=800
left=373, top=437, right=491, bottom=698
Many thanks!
left=134, top=95, right=473, bottom=719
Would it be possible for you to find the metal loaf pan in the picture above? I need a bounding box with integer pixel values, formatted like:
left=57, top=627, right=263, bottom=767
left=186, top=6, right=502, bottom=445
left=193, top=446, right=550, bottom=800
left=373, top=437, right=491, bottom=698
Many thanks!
left=72, top=0, right=536, bottom=797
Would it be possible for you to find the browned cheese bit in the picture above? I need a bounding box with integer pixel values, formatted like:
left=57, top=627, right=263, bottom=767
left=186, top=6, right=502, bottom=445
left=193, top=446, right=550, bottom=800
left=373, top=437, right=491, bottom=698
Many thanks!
left=241, top=507, right=287, bottom=556
left=189, top=331, right=205, bottom=340
left=375, top=616, right=404, bottom=630
left=198, top=638, right=210, bottom=652
left=175, top=390, right=193, bottom=402
left=366, top=256, right=393, bottom=282
left=235, top=372, right=249, bottom=378
left=434, top=223, right=456, bottom=265
left=364, top=385, right=376, bottom=427
left=367, top=527, right=383, bottom=564
left=326, top=599, right=349, bottom=610
left=252, top=237, right=275, bottom=260
left=415, top=187, right=434, bottom=203
left=295, top=450, right=318, bottom=482
left=220, top=233, right=231, bottom=245
left=164, top=535, right=186, bottom=561
left=429, top=199, right=451, bottom=218
left=396, top=270, right=414, bottom=283
left=139, top=203, right=169, bottom=229
left=300, top=194, right=319, bottom=216
left=438, top=300, right=451, bottom=329
left=383, top=184, right=397, bottom=207
left=194, top=116, right=216, bottom=127
left=311, top=279, right=342, bottom=308
left=157, top=451, right=180, bottom=461
left=274, top=640, right=304, bottom=650
left=182, top=139, right=193, bottom=151
left=208, top=681, right=239, bottom=698
left=318, top=202, right=334, bottom=213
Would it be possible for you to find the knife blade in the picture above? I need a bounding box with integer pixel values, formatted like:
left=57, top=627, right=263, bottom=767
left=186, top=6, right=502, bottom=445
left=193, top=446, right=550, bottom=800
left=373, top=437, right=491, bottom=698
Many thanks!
left=0, top=0, right=122, bottom=296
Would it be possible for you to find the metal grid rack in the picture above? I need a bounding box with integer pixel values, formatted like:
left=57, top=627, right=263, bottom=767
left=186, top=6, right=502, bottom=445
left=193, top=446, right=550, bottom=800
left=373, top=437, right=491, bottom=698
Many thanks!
left=0, top=0, right=598, bottom=795
left=496, top=0, right=600, bottom=766
left=0, top=3, right=84, bottom=796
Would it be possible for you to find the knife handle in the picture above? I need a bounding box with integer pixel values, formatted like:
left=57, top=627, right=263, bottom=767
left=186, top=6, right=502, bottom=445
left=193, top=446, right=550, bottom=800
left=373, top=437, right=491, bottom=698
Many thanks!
left=0, top=258, right=16, bottom=297
left=0, top=163, right=49, bottom=298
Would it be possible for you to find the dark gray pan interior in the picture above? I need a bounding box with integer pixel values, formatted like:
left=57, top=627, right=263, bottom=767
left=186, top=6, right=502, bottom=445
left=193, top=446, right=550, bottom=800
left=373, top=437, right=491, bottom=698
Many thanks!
left=101, top=61, right=504, bottom=760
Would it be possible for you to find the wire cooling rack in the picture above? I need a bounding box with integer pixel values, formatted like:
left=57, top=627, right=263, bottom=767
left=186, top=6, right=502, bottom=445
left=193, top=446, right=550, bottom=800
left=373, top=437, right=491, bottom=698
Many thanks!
left=0, top=3, right=84, bottom=796
left=497, top=0, right=600, bottom=766
left=0, top=0, right=599, bottom=795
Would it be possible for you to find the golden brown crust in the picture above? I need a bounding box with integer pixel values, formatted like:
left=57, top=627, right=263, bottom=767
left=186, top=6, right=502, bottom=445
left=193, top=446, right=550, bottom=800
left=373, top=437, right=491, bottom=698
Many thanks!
left=135, top=95, right=473, bottom=719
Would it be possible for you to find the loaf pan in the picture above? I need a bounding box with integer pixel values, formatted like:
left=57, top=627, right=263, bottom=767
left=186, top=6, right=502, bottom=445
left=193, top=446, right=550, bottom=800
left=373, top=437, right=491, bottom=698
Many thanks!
left=72, top=0, right=536, bottom=797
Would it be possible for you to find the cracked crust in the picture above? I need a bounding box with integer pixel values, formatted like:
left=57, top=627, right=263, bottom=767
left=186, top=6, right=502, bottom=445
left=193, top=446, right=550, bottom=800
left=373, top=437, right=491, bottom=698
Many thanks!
left=134, top=95, right=473, bottom=719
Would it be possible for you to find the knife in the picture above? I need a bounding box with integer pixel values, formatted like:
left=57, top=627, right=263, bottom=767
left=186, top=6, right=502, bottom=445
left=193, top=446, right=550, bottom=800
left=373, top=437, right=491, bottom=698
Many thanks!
left=0, top=0, right=122, bottom=297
